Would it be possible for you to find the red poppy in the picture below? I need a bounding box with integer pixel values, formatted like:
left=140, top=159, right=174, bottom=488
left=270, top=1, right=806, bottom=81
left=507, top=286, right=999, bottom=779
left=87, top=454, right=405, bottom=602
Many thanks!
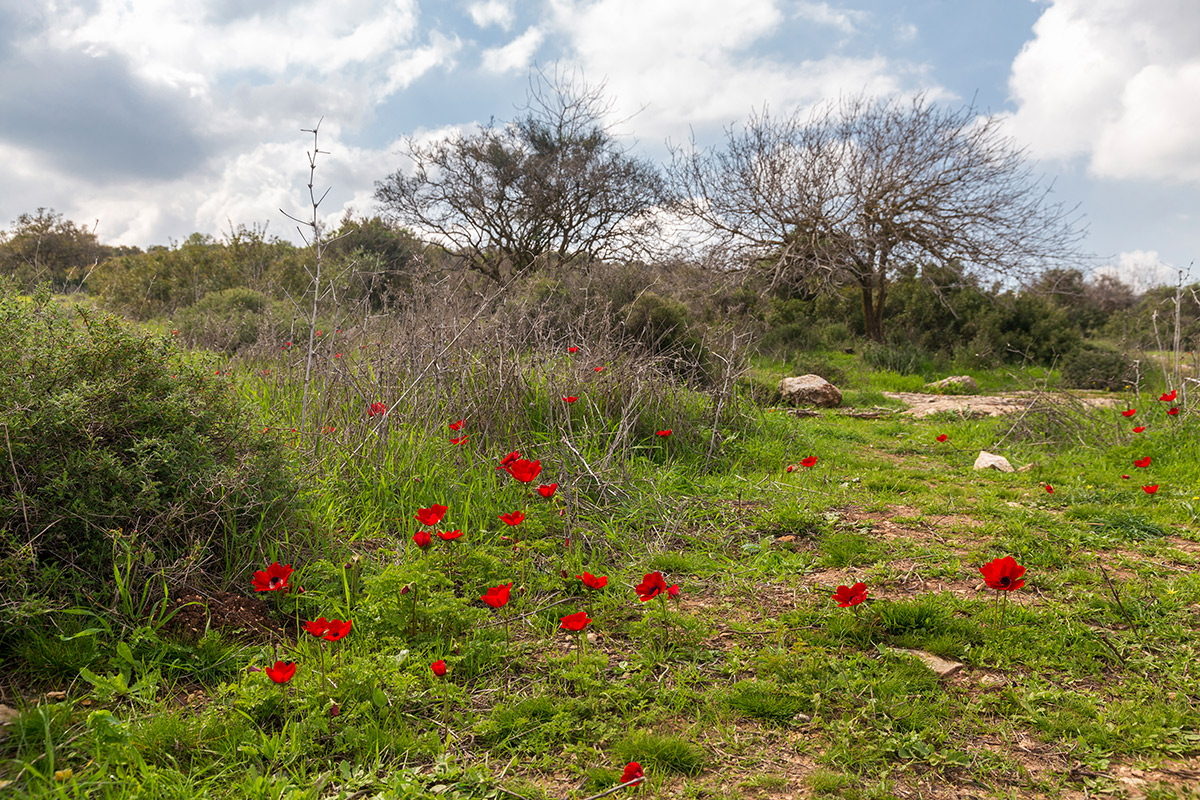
left=656, top=429, right=672, bottom=437
left=323, top=619, right=352, bottom=642
left=562, top=396, right=578, bottom=403
left=621, top=763, right=644, bottom=784
left=1122, top=474, right=1131, bottom=479
left=786, top=464, right=796, bottom=473
left=568, top=346, right=579, bottom=353
left=450, top=435, right=469, bottom=445
left=481, top=582, right=512, bottom=608
left=800, top=456, right=818, bottom=468
left=1160, top=390, right=1177, bottom=402
left=252, top=562, right=293, bottom=593
left=265, top=661, right=296, bottom=684
left=635, top=571, right=667, bottom=602
left=936, top=434, right=948, bottom=443
left=1133, top=426, right=1146, bottom=433
left=431, top=659, right=447, bottom=677
left=666, top=584, right=680, bottom=599
left=449, top=419, right=464, bottom=431
left=499, top=451, right=521, bottom=468
left=577, top=572, right=608, bottom=590
left=1122, top=409, right=1136, bottom=417
left=1134, top=456, right=1151, bottom=468
left=499, top=511, right=525, bottom=526
left=831, top=582, right=868, bottom=607
left=436, top=529, right=463, bottom=541
left=369, top=401, right=387, bottom=417
left=979, top=556, right=1026, bottom=592
left=560, top=611, right=591, bottom=631
left=416, top=504, right=448, bottom=526
left=537, top=483, right=558, bottom=498
left=1143, top=484, right=1159, bottom=494
left=594, top=366, right=605, bottom=373
left=303, top=617, right=329, bottom=637
left=1045, top=485, right=1054, bottom=494
left=413, top=531, right=432, bottom=549
left=506, top=458, right=542, bottom=483
left=1168, top=407, right=1180, bottom=416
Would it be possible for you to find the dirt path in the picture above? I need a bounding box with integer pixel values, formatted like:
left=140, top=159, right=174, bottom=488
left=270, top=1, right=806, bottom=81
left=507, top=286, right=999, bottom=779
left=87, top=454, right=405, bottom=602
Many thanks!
left=881, top=391, right=1124, bottom=418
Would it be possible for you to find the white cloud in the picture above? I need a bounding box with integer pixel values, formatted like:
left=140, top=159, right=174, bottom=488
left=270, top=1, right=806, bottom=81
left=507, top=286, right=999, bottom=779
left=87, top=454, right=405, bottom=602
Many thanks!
left=481, top=26, right=543, bottom=74
left=1095, top=250, right=1184, bottom=293
left=1007, top=0, right=1200, bottom=183
left=545, top=0, right=934, bottom=144
left=468, top=0, right=514, bottom=30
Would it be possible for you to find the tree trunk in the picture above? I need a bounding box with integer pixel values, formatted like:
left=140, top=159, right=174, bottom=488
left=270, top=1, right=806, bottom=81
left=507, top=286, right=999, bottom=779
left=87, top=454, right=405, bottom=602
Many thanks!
left=860, top=272, right=886, bottom=343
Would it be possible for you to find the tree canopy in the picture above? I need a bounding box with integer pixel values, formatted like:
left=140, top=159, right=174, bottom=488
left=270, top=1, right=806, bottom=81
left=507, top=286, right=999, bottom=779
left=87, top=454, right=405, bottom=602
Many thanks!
left=668, top=94, right=1087, bottom=341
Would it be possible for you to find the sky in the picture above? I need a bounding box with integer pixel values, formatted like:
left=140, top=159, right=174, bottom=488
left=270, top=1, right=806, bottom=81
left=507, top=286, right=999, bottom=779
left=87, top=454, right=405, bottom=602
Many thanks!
left=1, top=0, right=1197, bottom=290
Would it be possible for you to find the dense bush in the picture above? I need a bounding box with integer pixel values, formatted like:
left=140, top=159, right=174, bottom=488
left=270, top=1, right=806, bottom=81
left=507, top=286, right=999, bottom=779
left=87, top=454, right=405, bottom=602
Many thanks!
left=0, top=285, right=297, bottom=613
left=1060, top=343, right=1136, bottom=391
left=173, top=287, right=299, bottom=353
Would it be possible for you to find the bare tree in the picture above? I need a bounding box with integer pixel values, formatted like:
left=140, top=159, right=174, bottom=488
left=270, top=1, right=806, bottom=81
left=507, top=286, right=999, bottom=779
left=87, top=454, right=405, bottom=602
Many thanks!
left=374, top=70, right=664, bottom=283
left=669, top=94, right=1087, bottom=341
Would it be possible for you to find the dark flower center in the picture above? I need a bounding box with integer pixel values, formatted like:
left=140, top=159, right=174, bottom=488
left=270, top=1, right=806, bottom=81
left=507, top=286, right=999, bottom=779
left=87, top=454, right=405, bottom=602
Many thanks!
left=270, top=577, right=282, bottom=588
left=998, top=576, right=1011, bottom=588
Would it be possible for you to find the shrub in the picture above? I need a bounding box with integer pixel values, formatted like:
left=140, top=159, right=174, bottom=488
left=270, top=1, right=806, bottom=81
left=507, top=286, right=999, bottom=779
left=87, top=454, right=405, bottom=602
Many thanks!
left=173, top=288, right=300, bottom=353
left=1060, top=344, right=1135, bottom=391
left=0, top=285, right=297, bottom=614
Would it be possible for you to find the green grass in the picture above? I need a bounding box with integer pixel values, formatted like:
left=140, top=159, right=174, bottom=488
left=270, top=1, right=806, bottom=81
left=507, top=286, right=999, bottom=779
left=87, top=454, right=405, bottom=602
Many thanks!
left=3, top=329, right=1199, bottom=799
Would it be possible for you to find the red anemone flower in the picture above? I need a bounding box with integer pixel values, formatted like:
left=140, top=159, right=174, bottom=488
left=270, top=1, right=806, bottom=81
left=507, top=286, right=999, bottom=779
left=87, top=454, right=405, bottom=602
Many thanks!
left=431, top=659, right=447, bottom=677
left=560, top=611, right=591, bottom=631
left=1045, top=485, right=1054, bottom=494
left=537, top=483, right=558, bottom=498
left=577, top=572, right=608, bottom=590
left=499, top=511, right=525, bottom=526
left=666, top=584, right=680, bottom=599
left=568, top=346, right=579, bottom=353
left=499, top=451, right=521, bottom=468
left=936, top=434, right=948, bottom=443
left=436, top=529, right=463, bottom=541
left=832, top=582, right=868, bottom=607
left=481, top=582, right=512, bottom=609
left=621, top=763, right=644, bottom=784
left=449, top=435, right=469, bottom=445
left=1143, top=484, right=1159, bottom=494
left=1122, top=408, right=1136, bottom=417
left=979, top=556, right=1026, bottom=592
left=323, top=619, right=352, bottom=642
left=594, top=366, right=605, bottom=373
left=1134, top=456, right=1151, bottom=468
left=265, top=661, right=296, bottom=684
left=252, top=562, right=293, bottom=593
left=635, top=571, right=667, bottom=602
left=449, top=419, right=464, bottom=431
left=303, top=617, right=330, bottom=637
left=1122, top=474, right=1131, bottom=479
left=413, top=531, right=432, bottom=549
left=562, top=396, right=578, bottom=403
left=416, top=504, right=448, bottom=526
left=506, top=458, right=542, bottom=483
left=800, top=456, right=818, bottom=468
left=1160, top=390, right=1177, bottom=402
left=656, top=429, right=672, bottom=437
left=786, top=464, right=796, bottom=473
left=1168, top=407, right=1180, bottom=416
left=369, top=401, right=387, bottom=417
left=1133, top=426, right=1146, bottom=433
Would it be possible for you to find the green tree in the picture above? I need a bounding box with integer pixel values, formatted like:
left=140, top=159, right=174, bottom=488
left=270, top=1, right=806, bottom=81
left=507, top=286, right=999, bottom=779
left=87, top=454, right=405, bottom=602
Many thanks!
left=0, top=208, right=118, bottom=292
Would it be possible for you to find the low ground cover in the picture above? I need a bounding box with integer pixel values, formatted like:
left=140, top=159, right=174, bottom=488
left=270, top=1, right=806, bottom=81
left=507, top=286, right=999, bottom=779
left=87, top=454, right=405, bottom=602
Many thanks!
left=1, top=304, right=1198, bottom=799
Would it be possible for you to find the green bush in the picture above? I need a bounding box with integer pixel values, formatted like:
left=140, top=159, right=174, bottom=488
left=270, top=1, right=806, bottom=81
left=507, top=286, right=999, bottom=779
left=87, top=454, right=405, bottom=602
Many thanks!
left=173, top=287, right=296, bottom=353
left=0, top=285, right=297, bottom=613
left=1060, top=343, right=1135, bottom=391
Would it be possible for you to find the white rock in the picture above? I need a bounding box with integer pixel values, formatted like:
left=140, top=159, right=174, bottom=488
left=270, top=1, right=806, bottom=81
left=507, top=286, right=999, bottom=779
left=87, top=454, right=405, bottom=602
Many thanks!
left=973, top=451, right=1014, bottom=472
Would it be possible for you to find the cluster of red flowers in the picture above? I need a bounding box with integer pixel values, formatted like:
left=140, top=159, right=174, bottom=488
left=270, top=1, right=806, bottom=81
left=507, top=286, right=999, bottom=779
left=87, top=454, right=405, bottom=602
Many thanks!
left=251, top=561, right=355, bottom=684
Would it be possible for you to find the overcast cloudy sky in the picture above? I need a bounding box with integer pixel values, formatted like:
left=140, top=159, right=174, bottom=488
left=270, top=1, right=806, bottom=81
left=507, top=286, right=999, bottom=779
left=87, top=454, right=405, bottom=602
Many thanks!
left=2, top=0, right=1196, bottom=288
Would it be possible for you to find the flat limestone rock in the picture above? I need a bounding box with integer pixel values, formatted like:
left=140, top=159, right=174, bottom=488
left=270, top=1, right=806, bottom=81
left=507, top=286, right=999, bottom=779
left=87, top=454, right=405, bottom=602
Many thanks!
left=973, top=451, right=1014, bottom=472
left=888, top=647, right=964, bottom=677
left=778, top=374, right=842, bottom=408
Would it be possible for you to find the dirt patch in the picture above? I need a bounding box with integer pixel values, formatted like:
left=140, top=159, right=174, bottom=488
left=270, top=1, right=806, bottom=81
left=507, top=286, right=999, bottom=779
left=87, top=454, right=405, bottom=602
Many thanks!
left=165, top=587, right=286, bottom=644
left=882, top=391, right=1123, bottom=418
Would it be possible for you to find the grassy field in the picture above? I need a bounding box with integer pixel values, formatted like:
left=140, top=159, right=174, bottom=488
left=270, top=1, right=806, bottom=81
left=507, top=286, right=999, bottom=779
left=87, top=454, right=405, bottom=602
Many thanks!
left=2, top=322, right=1199, bottom=799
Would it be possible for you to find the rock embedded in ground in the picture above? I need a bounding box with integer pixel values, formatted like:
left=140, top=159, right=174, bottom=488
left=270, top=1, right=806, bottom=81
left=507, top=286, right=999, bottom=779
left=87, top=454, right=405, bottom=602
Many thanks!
left=925, top=375, right=979, bottom=393
left=778, top=374, right=842, bottom=408
left=974, top=451, right=1015, bottom=472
